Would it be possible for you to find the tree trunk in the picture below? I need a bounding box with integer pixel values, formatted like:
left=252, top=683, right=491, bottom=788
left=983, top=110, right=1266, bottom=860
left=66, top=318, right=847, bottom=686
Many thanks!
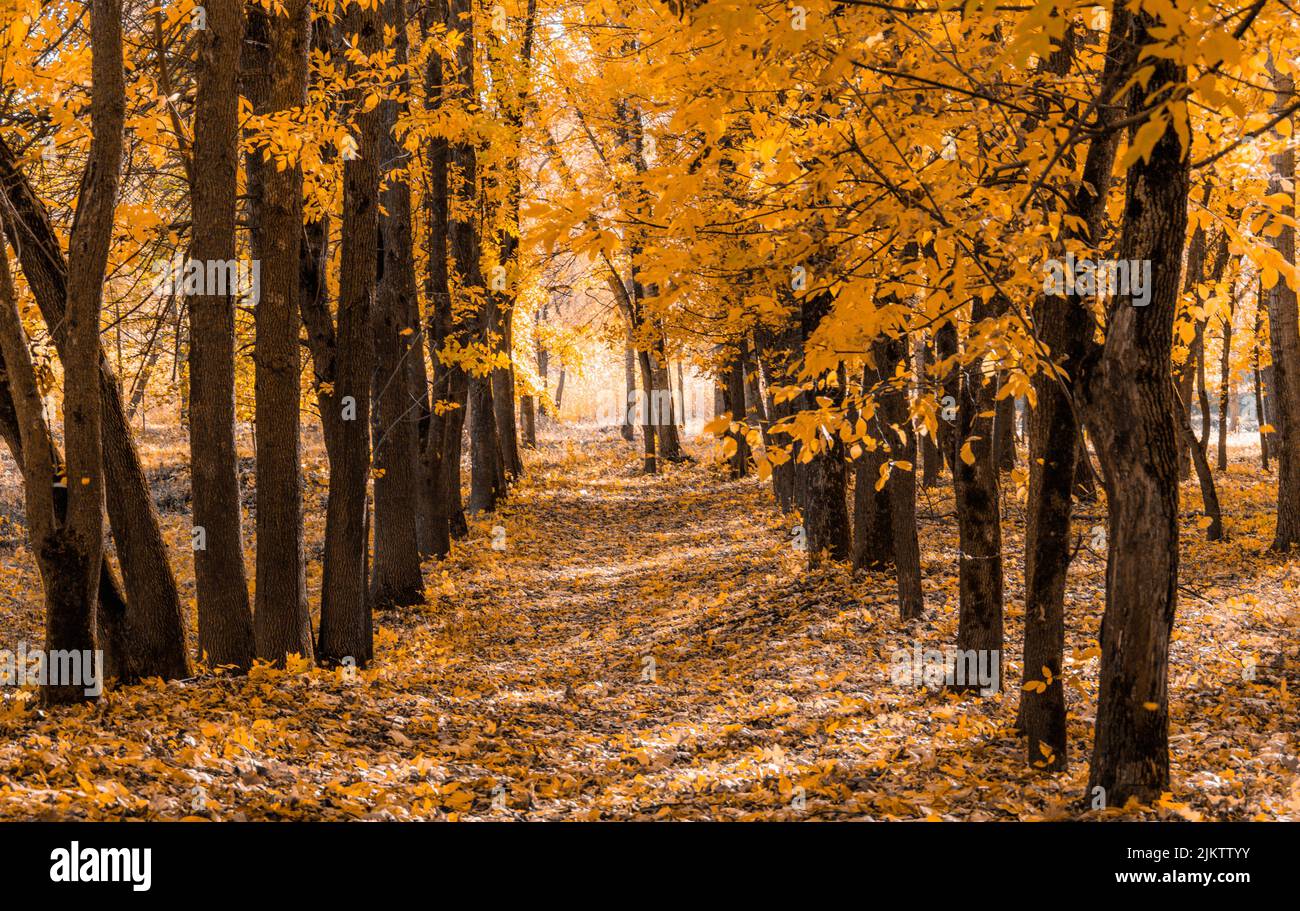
left=993, top=378, right=1017, bottom=472
left=0, top=144, right=190, bottom=684
left=1217, top=299, right=1234, bottom=472
left=244, top=0, right=313, bottom=663
left=317, top=0, right=382, bottom=666
left=43, top=0, right=126, bottom=703
left=370, top=0, right=424, bottom=610
left=1175, top=385, right=1224, bottom=541
left=953, top=302, right=1003, bottom=691
left=418, top=7, right=454, bottom=557
left=871, top=338, right=923, bottom=619
left=636, top=349, right=657, bottom=473
left=621, top=334, right=636, bottom=441
left=1017, top=8, right=1127, bottom=764
left=1263, top=63, right=1300, bottom=551
left=723, top=350, right=749, bottom=479
left=1078, top=13, right=1188, bottom=804
left=851, top=433, right=893, bottom=571
left=190, top=0, right=254, bottom=671
left=917, top=338, right=941, bottom=488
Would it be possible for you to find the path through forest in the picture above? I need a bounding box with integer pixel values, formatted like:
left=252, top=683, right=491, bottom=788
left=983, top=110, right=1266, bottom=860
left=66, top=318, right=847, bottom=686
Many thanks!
left=0, top=431, right=1296, bottom=820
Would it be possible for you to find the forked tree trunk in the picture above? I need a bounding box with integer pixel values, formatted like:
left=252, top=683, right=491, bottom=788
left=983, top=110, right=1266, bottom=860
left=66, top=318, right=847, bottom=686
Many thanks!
left=1017, top=7, right=1127, bottom=764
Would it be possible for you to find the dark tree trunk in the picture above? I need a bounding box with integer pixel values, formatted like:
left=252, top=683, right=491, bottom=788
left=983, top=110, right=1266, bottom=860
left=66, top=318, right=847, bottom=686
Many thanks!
left=318, top=0, right=382, bottom=666
left=873, top=337, right=923, bottom=619
left=0, top=144, right=190, bottom=684
left=993, top=380, right=1017, bottom=472
left=953, top=301, right=1003, bottom=691
left=245, top=0, right=313, bottom=663
left=190, top=0, right=254, bottom=671
left=418, top=8, right=454, bottom=557
left=1217, top=302, right=1233, bottom=472
left=851, top=434, right=893, bottom=571
left=1175, top=386, right=1224, bottom=541
left=370, top=0, right=424, bottom=610
left=1078, top=12, right=1189, bottom=805
left=42, top=0, right=127, bottom=703
left=1017, top=7, right=1128, bottom=764
left=917, top=338, right=942, bottom=488
left=1263, top=64, right=1300, bottom=551
left=723, top=350, right=749, bottom=479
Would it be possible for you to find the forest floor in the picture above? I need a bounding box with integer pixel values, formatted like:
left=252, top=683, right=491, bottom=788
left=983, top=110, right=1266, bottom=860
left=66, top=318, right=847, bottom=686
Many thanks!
left=0, top=428, right=1296, bottom=820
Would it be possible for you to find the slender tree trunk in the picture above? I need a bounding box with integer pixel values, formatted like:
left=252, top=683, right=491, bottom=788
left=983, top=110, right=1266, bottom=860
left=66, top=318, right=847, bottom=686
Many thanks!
left=1175, top=385, right=1224, bottom=541
left=1217, top=299, right=1234, bottom=472
left=418, top=8, right=455, bottom=557
left=872, top=337, right=923, bottom=618
left=953, top=303, right=1003, bottom=690
left=723, top=350, right=749, bottom=479
left=1264, top=63, right=1300, bottom=551
left=370, top=0, right=424, bottom=609
left=917, top=338, right=941, bottom=488
left=42, top=0, right=126, bottom=703
left=244, top=0, right=313, bottom=663
left=318, top=0, right=382, bottom=666
left=621, top=333, right=636, bottom=442
left=190, top=0, right=254, bottom=671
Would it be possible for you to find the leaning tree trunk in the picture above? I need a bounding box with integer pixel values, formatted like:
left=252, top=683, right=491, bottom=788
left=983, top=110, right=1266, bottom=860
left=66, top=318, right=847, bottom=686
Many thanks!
left=1175, top=386, right=1224, bottom=541
left=0, top=142, right=190, bottom=683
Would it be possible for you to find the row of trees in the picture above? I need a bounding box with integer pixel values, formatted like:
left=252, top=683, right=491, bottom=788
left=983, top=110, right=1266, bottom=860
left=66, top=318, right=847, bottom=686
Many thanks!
left=551, top=0, right=1298, bottom=807
left=0, top=0, right=567, bottom=696
left=0, top=0, right=1297, bottom=812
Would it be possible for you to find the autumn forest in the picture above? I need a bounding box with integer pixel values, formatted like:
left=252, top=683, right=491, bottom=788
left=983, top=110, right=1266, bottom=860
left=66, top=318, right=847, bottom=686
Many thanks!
left=0, top=0, right=1295, bottom=856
